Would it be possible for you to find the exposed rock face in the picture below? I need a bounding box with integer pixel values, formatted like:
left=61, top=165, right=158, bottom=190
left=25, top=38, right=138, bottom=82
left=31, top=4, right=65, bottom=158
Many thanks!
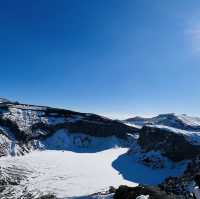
left=113, top=185, right=187, bottom=199
left=159, top=156, right=200, bottom=198
left=0, top=101, right=137, bottom=157
left=1, top=99, right=200, bottom=198
left=138, top=126, right=200, bottom=161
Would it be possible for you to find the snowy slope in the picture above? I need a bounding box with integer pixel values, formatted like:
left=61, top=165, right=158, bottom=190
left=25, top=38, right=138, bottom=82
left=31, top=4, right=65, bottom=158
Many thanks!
left=177, top=114, right=200, bottom=127
left=125, top=114, right=200, bottom=158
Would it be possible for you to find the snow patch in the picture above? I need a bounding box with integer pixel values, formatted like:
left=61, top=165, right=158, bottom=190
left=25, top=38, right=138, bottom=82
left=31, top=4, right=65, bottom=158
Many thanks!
left=136, top=195, right=149, bottom=199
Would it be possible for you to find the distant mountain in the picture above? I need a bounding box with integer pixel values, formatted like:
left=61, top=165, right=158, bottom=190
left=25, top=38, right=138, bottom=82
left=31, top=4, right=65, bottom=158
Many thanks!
left=124, top=113, right=200, bottom=131
left=0, top=97, right=11, bottom=103
left=124, top=113, right=200, bottom=160
left=122, top=113, right=200, bottom=198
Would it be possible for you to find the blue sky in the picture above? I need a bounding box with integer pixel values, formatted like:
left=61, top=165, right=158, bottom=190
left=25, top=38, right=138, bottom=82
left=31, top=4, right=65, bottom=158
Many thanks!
left=1, top=1, right=200, bottom=119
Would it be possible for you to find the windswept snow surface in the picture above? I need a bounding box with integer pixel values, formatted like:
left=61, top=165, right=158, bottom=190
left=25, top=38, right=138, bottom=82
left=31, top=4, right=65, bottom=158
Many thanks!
left=1, top=146, right=186, bottom=198
left=1, top=149, right=136, bottom=198
left=177, top=114, right=200, bottom=127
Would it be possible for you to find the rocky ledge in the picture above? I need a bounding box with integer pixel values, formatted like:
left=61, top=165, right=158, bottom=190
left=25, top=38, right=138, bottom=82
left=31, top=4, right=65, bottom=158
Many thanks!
left=138, top=125, right=200, bottom=161
left=0, top=100, right=137, bottom=157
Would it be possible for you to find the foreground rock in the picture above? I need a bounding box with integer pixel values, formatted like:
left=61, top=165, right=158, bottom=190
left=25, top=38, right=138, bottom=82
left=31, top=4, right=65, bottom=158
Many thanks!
left=114, top=185, right=192, bottom=199
left=159, top=156, right=200, bottom=198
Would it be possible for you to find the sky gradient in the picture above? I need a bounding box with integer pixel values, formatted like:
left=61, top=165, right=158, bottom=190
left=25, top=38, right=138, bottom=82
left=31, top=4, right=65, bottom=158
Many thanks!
left=1, top=0, right=200, bottom=119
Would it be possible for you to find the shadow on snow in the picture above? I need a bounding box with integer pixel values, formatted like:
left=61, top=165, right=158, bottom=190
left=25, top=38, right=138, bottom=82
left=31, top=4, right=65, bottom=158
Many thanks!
left=112, top=152, right=187, bottom=185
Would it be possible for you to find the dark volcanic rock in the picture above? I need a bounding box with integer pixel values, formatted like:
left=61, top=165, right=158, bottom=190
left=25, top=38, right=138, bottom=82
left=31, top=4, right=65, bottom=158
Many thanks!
left=31, top=119, right=135, bottom=141
left=3, top=103, right=137, bottom=140
left=159, top=156, right=200, bottom=198
left=0, top=101, right=138, bottom=157
left=138, top=126, right=200, bottom=161
left=36, top=195, right=57, bottom=199
left=114, top=185, right=186, bottom=199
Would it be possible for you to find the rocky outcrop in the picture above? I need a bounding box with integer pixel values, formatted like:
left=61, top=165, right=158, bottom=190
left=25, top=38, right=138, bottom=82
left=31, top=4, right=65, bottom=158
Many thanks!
left=113, top=185, right=187, bottom=199
left=1, top=102, right=137, bottom=139
left=31, top=119, right=134, bottom=141
left=0, top=100, right=137, bottom=157
left=159, top=156, right=200, bottom=198
left=138, top=126, right=200, bottom=161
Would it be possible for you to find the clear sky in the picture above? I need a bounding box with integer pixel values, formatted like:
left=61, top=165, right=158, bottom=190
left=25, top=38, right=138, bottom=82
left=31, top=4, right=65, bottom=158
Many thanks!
left=1, top=0, right=200, bottom=119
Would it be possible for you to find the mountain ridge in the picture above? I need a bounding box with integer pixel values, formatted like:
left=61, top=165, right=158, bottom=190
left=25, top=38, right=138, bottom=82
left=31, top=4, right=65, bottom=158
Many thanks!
left=124, top=113, right=200, bottom=131
left=0, top=99, right=200, bottom=198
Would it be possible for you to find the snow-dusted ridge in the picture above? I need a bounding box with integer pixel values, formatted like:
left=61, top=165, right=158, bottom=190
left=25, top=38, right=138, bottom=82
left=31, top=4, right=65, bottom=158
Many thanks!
left=0, top=98, right=11, bottom=104
left=146, top=124, right=200, bottom=146
left=0, top=99, right=200, bottom=198
left=125, top=113, right=200, bottom=131
left=0, top=99, right=136, bottom=157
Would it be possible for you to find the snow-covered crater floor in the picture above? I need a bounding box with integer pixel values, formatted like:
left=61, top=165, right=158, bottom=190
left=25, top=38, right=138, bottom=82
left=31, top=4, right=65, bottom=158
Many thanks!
left=1, top=148, right=135, bottom=198
left=0, top=129, right=187, bottom=198
left=1, top=147, right=186, bottom=198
